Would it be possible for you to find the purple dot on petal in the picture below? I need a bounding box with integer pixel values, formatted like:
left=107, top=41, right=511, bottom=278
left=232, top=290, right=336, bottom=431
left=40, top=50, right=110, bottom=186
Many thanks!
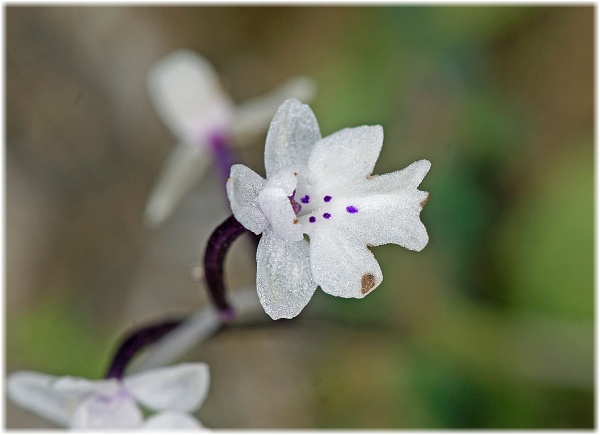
left=300, top=195, right=310, bottom=204
left=323, top=213, right=331, bottom=219
left=346, top=205, right=359, bottom=214
left=309, top=216, right=316, bottom=223
left=324, top=195, right=332, bottom=202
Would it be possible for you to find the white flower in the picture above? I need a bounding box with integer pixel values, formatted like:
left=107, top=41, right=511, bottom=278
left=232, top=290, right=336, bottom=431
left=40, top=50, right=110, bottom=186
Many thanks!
left=7, top=363, right=209, bottom=429
left=227, top=98, right=430, bottom=320
left=144, top=49, right=317, bottom=226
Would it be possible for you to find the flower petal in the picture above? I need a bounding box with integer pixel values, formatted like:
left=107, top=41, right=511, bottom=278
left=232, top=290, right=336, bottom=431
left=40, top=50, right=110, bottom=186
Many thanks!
left=6, top=371, right=93, bottom=427
left=144, top=141, right=211, bottom=226
left=52, top=376, right=120, bottom=396
left=143, top=411, right=204, bottom=429
left=258, top=167, right=303, bottom=241
left=147, top=50, right=234, bottom=142
left=308, top=125, right=383, bottom=189
left=334, top=160, right=431, bottom=251
left=123, top=363, right=210, bottom=413
left=256, top=229, right=317, bottom=319
left=264, top=98, right=321, bottom=179
left=70, top=391, right=143, bottom=429
left=232, top=76, right=317, bottom=142
left=334, top=190, right=429, bottom=252
left=227, top=164, right=269, bottom=235
left=358, top=160, right=431, bottom=195
left=307, top=227, right=383, bottom=299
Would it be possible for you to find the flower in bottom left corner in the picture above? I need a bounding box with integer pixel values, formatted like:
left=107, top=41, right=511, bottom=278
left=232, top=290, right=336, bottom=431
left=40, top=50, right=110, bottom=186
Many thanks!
left=7, top=363, right=209, bottom=429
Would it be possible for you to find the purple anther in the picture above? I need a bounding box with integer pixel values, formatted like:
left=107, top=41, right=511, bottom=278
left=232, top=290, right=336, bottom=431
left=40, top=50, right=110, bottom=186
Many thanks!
left=309, top=216, right=316, bottom=223
left=300, top=195, right=310, bottom=204
left=323, top=213, right=331, bottom=219
left=324, top=195, right=332, bottom=202
left=346, top=205, right=359, bottom=214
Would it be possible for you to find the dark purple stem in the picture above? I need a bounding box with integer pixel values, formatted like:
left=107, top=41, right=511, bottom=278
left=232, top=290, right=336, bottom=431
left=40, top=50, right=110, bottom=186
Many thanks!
left=204, top=215, right=250, bottom=321
left=208, top=131, right=236, bottom=184
left=105, top=319, right=181, bottom=379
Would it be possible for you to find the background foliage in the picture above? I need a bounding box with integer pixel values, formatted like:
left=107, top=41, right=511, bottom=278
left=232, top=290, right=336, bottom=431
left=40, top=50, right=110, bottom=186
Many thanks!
left=6, top=6, right=593, bottom=428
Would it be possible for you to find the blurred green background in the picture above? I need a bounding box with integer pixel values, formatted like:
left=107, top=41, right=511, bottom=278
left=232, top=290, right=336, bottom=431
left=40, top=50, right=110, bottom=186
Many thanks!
left=6, top=6, right=593, bottom=428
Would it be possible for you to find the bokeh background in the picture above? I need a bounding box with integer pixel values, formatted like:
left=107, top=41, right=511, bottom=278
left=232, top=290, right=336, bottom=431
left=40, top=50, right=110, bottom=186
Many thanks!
left=6, top=6, right=593, bottom=429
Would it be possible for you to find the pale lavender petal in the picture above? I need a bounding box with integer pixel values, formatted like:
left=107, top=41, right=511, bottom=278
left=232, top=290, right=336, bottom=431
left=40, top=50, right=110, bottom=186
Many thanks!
left=147, top=50, right=234, bottom=143
left=143, top=141, right=210, bottom=227
left=7, top=371, right=86, bottom=427
left=70, top=391, right=143, bottom=429
left=256, top=229, right=317, bottom=319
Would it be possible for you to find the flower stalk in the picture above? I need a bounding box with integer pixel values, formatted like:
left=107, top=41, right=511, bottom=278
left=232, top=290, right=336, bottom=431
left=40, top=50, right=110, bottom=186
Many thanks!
left=105, top=320, right=181, bottom=380
left=203, top=215, right=250, bottom=321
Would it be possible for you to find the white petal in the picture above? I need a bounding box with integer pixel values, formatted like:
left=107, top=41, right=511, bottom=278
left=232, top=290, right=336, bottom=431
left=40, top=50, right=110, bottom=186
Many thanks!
left=332, top=160, right=431, bottom=251
left=143, top=142, right=211, bottom=227
left=53, top=377, right=120, bottom=397
left=358, top=160, right=431, bottom=195
left=258, top=167, right=303, bottom=242
left=337, top=190, right=429, bottom=252
left=6, top=371, right=89, bottom=427
left=308, top=125, right=383, bottom=189
left=232, top=76, right=317, bottom=142
left=143, top=411, right=204, bottom=429
left=70, top=391, right=143, bottom=429
left=307, top=227, right=383, bottom=299
left=264, top=98, right=322, bottom=179
left=256, top=229, right=317, bottom=319
left=124, top=363, right=210, bottom=413
left=227, top=164, right=269, bottom=235
left=147, top=50, right=234, bottom=142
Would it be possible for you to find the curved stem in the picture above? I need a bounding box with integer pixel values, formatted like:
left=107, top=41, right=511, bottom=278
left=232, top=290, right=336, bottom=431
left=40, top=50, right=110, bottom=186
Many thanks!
left=203, top=214, right=250, bottom=321
left=105, top=319, right=181, bottom=379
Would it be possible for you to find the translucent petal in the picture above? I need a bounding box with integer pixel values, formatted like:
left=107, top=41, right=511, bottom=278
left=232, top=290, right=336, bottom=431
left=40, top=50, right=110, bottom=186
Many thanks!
left=232, top=76, right=317, bottom=142
left=70, top=392, right=143, bottom=429
left=307, top=227, right=383, bottom=299
left=264, top=98, right=321, bottom=179
left=308, top=125, right=383, bottom=189
left=258, top=167, right=303, bottom=241
left=147, top=50, right=234, bottom=142
left=227, top=164, right=269, bottom=235
left=143, top=142, right=211, bottom=227
left=256, top=229, right=317, bottom=319
left=143, top=411, right=204, bottom=429
left=124, top=363, right=210, bottom=413
left=6, top=371, right=92, bottom=427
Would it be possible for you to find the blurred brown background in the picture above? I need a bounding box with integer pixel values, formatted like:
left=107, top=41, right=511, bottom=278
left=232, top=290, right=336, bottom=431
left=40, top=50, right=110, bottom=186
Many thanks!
left=6, top=6, right=593, bottom=428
